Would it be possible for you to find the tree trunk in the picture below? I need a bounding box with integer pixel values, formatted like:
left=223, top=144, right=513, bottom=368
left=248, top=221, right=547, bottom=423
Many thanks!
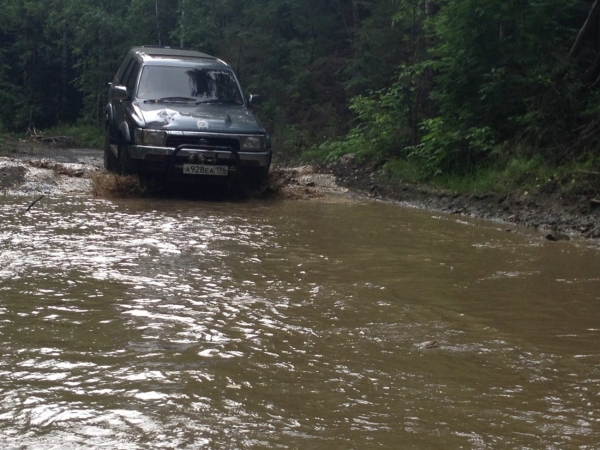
left=60, top=28, right=67, bottom=120
left=569, top=0, right=600, bottom=58
left=179, top=0, right=185, bottom=48
left=335, top=0, right=349, bottom=37
left=352, top=0, right=360, bottom=35
left=155, top=0, right=162, bottom=46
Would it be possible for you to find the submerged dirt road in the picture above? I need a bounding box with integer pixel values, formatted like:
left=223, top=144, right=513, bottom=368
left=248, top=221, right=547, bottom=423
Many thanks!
left=0, top=145, right=350, bottom=201
left=1, top=143, right=599, bottom=239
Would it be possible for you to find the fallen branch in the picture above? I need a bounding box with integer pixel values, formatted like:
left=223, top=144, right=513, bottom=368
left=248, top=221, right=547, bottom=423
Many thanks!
left=26, top=120, right=75, bottom=146
left=577, top=170, right=600, bottom=176
left=25, top=195, right=45, bottom=213
left=28, top=134, right=75, bottom=145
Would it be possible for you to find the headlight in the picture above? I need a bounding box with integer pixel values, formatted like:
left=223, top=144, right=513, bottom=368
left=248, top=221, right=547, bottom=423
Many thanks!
left=241, top=136, right=264, bottom=150
left=134, top=129, right=166, bottom=146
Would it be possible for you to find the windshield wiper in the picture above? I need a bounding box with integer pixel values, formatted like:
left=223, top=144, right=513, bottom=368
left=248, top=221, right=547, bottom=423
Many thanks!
left=195, top=99, right=241, bottom=105
left=144, top=97, right=197, bottom=104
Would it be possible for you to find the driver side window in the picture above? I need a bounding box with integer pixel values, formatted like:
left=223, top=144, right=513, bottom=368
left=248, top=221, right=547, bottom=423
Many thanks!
left=124, top=62, right=140, bottom=99
left=118, top=59, right=134, bottom=85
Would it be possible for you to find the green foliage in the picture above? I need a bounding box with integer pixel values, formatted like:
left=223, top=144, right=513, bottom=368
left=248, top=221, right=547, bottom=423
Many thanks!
left=305, top=0, right=595, bottom=178
left=304, top=96, right=400, bottom=164
left=428, top=0, right=580, bottom=141
left=383, top=151, right=595, bottom=195
left=0, top=0, right=596, bottom=187
left=305, top=59, right=437, bottom=164
left=427, top=153, right=586, bottom=194
left=302, top=140, right=346, bottom=164
left=382, top=158, right=427, bottom=184
left=407, top=119, right=498, bottom=177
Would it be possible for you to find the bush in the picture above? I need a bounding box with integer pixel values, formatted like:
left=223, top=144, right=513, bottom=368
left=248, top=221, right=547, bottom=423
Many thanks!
left=406, top=119, right=498, bottom=177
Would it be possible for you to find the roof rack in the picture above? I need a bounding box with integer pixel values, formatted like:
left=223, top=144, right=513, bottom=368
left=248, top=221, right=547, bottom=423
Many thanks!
left=141, top=45, right=191, bottom=51
left=131, top=45, right=217, bottom=61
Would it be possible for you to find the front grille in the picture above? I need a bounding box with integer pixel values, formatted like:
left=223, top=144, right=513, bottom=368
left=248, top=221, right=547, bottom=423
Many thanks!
left=166, top=135, right=240, bottom=150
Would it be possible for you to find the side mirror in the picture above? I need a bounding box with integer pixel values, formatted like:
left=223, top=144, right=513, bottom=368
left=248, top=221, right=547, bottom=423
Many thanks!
left=248, top=94, right=261, bottom=107
left=111, top=85, right=128, bottom=101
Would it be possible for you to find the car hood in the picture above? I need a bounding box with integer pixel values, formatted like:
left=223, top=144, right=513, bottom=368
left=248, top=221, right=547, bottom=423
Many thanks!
left=133, top=102, right=265, bottom=134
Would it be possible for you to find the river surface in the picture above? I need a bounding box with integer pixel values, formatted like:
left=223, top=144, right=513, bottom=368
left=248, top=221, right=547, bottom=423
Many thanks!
left=0, top=195, right=599, bottom=449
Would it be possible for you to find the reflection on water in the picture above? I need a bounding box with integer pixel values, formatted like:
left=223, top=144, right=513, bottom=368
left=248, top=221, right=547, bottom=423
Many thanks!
left=0, top=196, right=599, bottom=448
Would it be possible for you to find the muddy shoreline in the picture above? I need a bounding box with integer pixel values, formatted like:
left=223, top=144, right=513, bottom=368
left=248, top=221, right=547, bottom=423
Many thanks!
left=0, top=145, right=102, bottom=195
left=319, top=156, right=600, bottom=240
left=1, top=142, right=599, bottom=239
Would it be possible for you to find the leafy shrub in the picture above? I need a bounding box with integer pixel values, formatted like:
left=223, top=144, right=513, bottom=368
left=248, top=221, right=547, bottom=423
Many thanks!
left=303, top=61, right=433, bottom=164
left=383, top=158, right=427, bottom=184
left=406, top=118, right=498, bottom=177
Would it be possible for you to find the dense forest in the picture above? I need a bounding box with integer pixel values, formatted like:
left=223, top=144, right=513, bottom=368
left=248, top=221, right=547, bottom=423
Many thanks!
left=1, top=0, right=600, bottom=179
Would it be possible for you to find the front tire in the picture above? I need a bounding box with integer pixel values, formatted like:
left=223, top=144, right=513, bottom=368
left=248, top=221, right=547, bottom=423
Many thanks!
left=117, top=139, right=130, bottom=176
left=104, top=128, right=118, bottom=172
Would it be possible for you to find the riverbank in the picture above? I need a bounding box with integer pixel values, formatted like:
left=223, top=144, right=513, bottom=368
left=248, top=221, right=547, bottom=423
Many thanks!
left=316, top=155, right=600, bottom=240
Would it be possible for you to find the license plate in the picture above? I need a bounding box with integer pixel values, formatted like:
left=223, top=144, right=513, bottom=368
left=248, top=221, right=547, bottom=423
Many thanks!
left=183, top=164, right=229, bottom=176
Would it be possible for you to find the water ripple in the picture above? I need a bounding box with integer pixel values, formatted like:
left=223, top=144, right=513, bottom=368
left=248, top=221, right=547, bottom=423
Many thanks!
left=0, top=197, right=599, bottom=448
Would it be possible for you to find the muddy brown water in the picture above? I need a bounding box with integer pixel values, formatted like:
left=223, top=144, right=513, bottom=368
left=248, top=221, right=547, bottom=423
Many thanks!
left=1, top=194, right=599, bottom=448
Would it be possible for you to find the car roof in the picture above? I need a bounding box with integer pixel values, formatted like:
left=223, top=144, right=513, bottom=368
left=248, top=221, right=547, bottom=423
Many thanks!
left=129, top=46, right=230, bottom=68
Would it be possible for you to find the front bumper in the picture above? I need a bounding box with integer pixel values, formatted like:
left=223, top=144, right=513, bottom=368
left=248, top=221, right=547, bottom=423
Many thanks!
left=127, top=145, right=272, bottom=168
left=125, top=144, right=272, bottom=178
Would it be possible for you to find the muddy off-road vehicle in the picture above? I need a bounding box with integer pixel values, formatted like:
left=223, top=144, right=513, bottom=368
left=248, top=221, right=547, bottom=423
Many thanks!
left=104, top=46, right=272, bottom=185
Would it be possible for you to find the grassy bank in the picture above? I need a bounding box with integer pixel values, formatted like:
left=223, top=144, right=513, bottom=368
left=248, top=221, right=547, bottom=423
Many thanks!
left=0, top=123, right=103, bottom=151
left=45, top=123, right=103, bottom=148
left=384, top=157, right=598, bottom=194
left=302, top=143, right=600, bottom=197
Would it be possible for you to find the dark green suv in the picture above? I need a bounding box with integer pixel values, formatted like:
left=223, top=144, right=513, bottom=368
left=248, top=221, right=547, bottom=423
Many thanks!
left=104, top=46, right=271, bottom=183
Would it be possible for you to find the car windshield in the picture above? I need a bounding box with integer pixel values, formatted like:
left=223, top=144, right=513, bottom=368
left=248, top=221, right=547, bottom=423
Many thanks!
left=136, top=66, right=244, bottom=105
